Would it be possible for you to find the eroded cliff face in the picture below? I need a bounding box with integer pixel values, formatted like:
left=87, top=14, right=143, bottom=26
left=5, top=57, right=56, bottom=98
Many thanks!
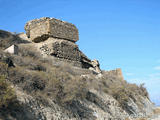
left=0, top=17, right=156, bottom=120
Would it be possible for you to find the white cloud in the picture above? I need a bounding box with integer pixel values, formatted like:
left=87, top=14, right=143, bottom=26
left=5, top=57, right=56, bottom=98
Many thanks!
left=154, top=66, right=160, bottom=70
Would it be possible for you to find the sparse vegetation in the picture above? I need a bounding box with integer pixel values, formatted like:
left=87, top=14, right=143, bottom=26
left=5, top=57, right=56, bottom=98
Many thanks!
left=45, top=71, right=88, bottom=104
left=0, top=30, right=29, bottom=49
left=0, top=62, right=8, bottom=76
left=0, top=38, right=152, bottom=119
left=7, top=65, right=89, bottom=105
left=97, top=73, right=149, bottom=112
left=0, top=49, right=89, bottom=105
left=0, top=46, right=149, bottom=108
left=0, top=75, right=16, bottom=108
left=18, top=45, right=41, bottom=59
left=153, top=107, right=160, bottom=115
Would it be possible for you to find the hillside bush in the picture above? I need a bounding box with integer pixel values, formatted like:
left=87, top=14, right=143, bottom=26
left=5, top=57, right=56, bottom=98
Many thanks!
left=7, top=63, right=88, bottom=105
left=18, top=45, right=41, bottom=59
left=0, top=44, right=150, bottom=109
left=98, top=74, right=149, bottom=111
left=0, top=62, right=8, bottom=76
left=0, top=75, right=16, bottom=108
left=43, top=69, right=89, bottom=104
left=8, top=67, right=46, bottom=92
left=0, top=30, right=29, bottom=49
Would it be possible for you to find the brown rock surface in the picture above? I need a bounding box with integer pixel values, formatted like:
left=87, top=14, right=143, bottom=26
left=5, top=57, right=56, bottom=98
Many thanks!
left=51, top=40, right=81, bottom=61
left=25, top=17, right=79, bottom=43
left=106, top=68, right=124, bottom=80
left=89, top=60, right=101, bottom=74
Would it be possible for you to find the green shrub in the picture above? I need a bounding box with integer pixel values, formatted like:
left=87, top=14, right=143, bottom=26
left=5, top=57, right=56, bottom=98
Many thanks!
left=0, top=75, right=16, bottom=108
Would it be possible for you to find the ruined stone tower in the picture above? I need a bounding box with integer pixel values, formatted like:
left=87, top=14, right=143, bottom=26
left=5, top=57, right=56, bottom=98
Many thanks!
left=24, top=17, right=101, bottom=73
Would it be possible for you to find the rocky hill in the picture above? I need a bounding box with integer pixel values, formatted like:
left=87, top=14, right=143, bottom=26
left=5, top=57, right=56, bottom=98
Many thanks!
left=0, top=17, right=158, bottom=120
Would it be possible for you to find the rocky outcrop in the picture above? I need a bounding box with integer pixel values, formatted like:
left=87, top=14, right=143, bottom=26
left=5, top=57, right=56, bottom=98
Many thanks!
left=25, top=17, right=79, bottom=43
left=89, top=60, right=101, bottom=74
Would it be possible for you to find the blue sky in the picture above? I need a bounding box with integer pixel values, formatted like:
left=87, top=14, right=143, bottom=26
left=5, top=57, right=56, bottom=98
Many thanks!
left=0, top=0, right=160, bottom=106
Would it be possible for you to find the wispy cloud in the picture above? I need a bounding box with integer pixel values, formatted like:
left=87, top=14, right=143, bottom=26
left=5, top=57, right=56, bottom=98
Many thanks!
left=154, top=66, right=160, bottom=70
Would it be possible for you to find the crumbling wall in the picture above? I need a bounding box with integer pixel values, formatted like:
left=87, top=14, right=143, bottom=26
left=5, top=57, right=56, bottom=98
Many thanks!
left=24, top=17, right=101, bottom=73
left=105, top=68, right=124, bottom=80
left=51, top=40, right=81, bottom=62
left=25, top=17, right=79, bottom=43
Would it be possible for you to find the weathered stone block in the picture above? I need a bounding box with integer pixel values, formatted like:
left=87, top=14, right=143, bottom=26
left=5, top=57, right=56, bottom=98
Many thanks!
left=90, top=60, right=101, bottom=74
left=25, top=17, right=79, bottom=43
left=51, top=40, right=81, bottom=62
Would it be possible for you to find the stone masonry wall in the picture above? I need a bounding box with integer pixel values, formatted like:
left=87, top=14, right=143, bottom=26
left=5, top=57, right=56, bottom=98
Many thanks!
left=106, top=68, right=124, bottom=80
left=25, top=17, right=79, bottom=43
left=24, top=17, right=101, bottom=73
left=51, top=40, right=81, bottom=62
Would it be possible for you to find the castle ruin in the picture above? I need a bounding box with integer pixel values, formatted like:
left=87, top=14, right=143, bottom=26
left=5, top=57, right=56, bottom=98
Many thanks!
left=24, top=17, right=101, bottom=73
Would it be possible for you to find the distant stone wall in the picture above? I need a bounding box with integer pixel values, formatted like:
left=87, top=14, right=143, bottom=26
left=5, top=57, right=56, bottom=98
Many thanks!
left=25, top=17, right=79, bottom=43
left=105, top=68, right=124, bottom=80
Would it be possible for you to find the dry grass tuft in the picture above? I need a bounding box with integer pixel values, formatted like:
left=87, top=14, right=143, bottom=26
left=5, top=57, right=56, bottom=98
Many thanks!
left=97, top=73, right=149, bottom=111
left=153, top=107, right=160, bottom=115
left=0, top=75, right=17, bottom=108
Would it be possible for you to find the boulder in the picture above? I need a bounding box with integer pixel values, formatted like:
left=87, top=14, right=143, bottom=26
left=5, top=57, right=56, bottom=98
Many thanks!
left=25, top=17, right=79, bottom=43
left=89, top=60, right=101, bottom=74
